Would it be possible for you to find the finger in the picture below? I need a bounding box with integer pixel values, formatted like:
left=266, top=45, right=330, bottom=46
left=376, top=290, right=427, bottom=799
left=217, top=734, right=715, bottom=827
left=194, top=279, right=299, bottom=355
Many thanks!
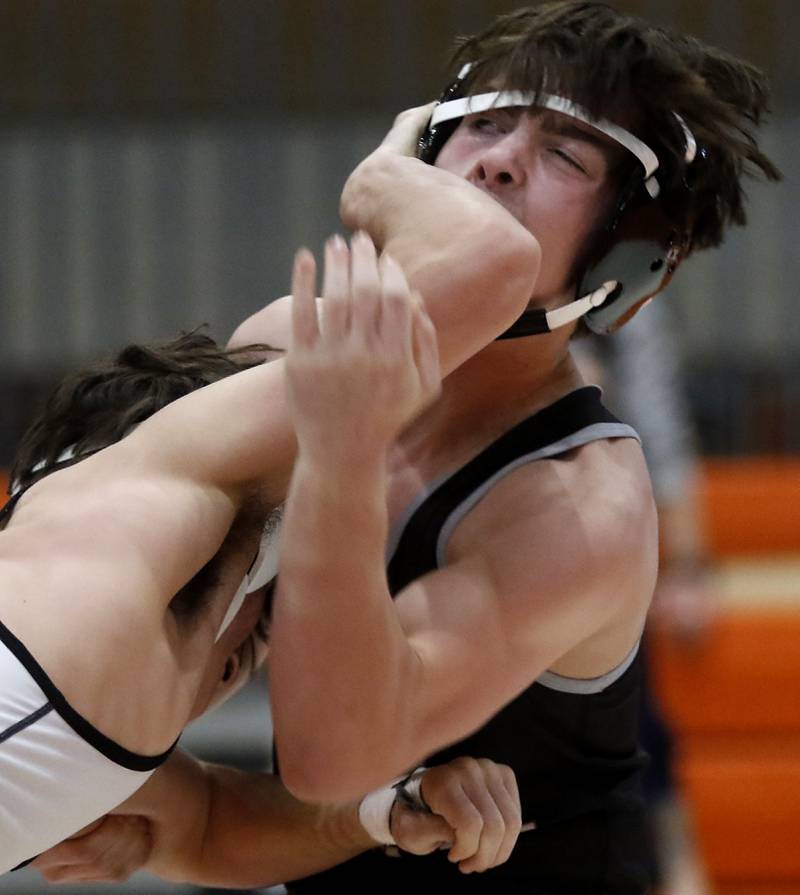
left=391, top=803, right=454, bottom=855
left=290, top=248, right=319, bottom=349
left=378, top=253, right=413, bottom=355
left=455, top=779, right=505, bottom=873
left=381, top=103, right=438, bottom=155
left=491, top=763, right=524, bottom=867
left=459, top=763, right=521, bottom=872
left=437, top=783, right=485, bottom=865
left=350, top=231, right=382, bottom=340
left=320, top=234, right=351, bottom=340
left=32, top=840, right=93, bottom=870
left=40, top=865, right=117, bottom=884
left=410, top=294, right=442, bottom=402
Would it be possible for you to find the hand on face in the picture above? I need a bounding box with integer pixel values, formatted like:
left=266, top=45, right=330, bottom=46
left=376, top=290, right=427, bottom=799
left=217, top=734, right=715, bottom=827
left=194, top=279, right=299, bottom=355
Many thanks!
left=435, top=107, right=619, bottom=304
left=390, top=757, right=524, bottom=874
left=286, top=233, right=442, bottom=466
left=380, top=103, right=437, bottom=156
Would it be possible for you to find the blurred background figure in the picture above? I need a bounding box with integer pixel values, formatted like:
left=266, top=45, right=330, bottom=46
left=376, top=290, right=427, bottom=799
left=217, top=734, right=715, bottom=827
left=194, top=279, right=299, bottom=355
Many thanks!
left=574, top=297, right=716, bottom=895
left=0, top=2, right=798, bottom=894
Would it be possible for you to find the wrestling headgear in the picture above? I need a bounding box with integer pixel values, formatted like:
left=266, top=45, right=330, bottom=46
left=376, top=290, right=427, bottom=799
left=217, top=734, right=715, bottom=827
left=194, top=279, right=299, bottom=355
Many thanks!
left=418, top=64, right=699, bottom=337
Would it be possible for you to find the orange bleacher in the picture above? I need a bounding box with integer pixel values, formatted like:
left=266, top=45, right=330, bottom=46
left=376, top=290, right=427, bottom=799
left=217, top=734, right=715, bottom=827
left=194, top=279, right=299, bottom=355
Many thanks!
left=650, top=458, right=800, bottom=893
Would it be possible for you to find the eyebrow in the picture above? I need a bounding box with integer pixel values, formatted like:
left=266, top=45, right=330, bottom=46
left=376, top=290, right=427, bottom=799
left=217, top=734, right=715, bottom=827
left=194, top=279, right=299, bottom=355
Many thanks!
left=536, top=112, right=615, bottom=153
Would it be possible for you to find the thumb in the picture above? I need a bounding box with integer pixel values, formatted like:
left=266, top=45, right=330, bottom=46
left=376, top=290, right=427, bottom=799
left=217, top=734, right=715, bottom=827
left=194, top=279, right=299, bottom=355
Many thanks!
left=392, top=804, right=454, bottom=855
left=381, top=103, right=437, bottom=156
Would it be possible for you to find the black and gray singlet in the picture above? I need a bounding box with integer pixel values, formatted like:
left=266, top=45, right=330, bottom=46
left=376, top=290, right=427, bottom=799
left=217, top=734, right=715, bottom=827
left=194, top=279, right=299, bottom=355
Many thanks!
left=287, top=386, right=652, bottom=894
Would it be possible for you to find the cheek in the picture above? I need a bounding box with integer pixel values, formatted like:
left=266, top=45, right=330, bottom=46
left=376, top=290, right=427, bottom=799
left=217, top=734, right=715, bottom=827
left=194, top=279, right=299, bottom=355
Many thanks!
left=433, top=128, right=471, bottom=175
left=522, top=182, right=605, bottom=293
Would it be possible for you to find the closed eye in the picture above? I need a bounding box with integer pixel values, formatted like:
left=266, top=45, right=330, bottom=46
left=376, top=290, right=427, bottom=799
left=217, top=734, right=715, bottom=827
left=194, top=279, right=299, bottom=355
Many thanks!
left=470, top=116, right=501, bottom=133
left=550, top=147, right=588, bottom=175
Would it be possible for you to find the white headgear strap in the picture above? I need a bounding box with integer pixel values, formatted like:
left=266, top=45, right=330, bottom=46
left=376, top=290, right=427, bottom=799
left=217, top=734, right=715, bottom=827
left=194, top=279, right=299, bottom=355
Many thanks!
left=430, top=89, right=663, bottom=198
left=215, top=514, right=282, bottom=641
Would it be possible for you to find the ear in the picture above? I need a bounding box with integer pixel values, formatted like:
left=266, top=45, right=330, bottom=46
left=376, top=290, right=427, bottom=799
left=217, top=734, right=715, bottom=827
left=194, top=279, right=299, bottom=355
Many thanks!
left=220, top=651, right=242, bottom=684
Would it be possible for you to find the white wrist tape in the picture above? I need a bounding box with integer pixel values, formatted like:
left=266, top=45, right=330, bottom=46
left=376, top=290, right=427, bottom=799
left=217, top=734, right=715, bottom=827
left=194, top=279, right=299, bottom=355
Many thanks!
left=358, top=777, right=402, bottom=845
left=358, top=767, right=429, bottom=846
left=397, top=767, right=427, bottom=810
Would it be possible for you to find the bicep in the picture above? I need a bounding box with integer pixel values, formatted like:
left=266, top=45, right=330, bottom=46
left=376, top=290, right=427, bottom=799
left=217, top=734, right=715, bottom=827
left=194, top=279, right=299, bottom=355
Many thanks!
left=393, top=534, right=623, bottom=753
left=116, top=358, right=296, bottom=505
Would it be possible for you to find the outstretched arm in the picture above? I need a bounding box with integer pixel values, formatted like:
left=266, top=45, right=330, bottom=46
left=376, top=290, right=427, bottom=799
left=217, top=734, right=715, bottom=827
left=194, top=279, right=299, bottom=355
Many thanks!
left=31, top=750, right=522, bottom=887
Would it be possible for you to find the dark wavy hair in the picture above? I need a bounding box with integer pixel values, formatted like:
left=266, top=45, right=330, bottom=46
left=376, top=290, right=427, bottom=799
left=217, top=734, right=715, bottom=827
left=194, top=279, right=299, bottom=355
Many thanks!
left=7, top=330, right=277, bottom=620
left=10, top=330, right=272, bottom=494
left=449, top=1, right=781, bottom=253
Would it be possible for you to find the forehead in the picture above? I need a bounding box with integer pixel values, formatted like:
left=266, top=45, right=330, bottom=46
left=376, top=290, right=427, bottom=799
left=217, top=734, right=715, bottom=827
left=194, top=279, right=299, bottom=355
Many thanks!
left=443, top=84, right=655, bottom=183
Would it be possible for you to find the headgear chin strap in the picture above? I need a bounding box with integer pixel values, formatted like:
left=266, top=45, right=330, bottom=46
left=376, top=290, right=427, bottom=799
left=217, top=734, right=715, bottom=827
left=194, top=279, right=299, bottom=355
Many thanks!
left=496, top=280, right=619, bottom=338
left=215, top=514, right=282, bottom=641
left=418, top=65, right=697, bottom=336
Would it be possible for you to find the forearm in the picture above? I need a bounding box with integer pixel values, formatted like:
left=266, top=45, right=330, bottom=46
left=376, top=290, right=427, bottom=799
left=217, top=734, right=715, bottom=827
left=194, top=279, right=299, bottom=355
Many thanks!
left=271, top=452, right=423, bottom=802
left=341, top=149, right=540, bottom=375
left=128, top=750, right=373, bottom=888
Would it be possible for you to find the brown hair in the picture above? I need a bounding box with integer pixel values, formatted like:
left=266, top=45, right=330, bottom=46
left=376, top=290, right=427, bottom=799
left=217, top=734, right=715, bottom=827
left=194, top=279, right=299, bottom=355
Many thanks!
left=7, top=330, right=277, bottom=621
left=449, top=1, right=781, bottom=252
left=10, top=330, right=272, bottom=494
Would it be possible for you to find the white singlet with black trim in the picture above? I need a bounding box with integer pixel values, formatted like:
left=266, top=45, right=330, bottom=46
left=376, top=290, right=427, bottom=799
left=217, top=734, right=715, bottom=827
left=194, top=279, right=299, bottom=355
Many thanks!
left=0, top=620, right=174, bottom=874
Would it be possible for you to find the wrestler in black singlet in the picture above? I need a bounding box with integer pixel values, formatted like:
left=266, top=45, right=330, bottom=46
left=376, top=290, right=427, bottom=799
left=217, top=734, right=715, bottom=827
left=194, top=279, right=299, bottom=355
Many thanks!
left=285, top=387, right=651, bottom=894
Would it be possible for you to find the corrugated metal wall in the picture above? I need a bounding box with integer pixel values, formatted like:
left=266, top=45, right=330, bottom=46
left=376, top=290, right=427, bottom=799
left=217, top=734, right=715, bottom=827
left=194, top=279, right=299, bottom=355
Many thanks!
left=0, top=0, right=796, bottom=373
left=0, top=112, right=796, bottom=370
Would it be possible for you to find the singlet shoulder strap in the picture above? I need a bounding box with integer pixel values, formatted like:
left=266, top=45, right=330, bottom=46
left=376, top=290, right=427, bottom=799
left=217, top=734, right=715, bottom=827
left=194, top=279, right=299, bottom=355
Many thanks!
left=387, top=387, right=639, bottom=592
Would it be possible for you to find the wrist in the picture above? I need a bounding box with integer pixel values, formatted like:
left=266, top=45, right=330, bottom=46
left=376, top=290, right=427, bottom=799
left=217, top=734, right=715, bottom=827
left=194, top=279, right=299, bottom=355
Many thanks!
left=358, top=767, right=428, bottom=848
left=295, top=441, right=389, bottom=480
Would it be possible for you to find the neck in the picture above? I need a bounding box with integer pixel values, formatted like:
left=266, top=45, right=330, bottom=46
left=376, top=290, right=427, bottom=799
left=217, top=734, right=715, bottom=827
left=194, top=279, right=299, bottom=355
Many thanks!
left=399, top=328, right=584, bottom=463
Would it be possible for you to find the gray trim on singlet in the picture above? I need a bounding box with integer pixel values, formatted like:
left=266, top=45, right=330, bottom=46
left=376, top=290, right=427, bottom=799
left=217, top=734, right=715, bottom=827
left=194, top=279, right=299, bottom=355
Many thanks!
left=434, top=421, right=639, bottom=568
left=429, top=420, right=640, bottom=694
left=537, top=639, right=641, bottom=693
left=385, top=418, right=641, bottom=694
left=386, top=421, right=639, bottom=565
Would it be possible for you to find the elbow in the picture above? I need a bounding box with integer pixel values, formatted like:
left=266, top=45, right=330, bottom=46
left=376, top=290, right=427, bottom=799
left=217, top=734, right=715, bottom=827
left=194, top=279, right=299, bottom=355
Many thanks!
left=277, top=729, right=410, bottom=804
left=279, top=747, right=370, bottom=804
left=279, top=754, right=349, bottom=804
left=489, top=225, right=541, bottom=321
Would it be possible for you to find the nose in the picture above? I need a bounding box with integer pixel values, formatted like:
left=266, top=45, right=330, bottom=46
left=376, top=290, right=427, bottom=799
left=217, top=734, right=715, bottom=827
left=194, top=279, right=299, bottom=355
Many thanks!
left=474, top=128, right=527, bottom=190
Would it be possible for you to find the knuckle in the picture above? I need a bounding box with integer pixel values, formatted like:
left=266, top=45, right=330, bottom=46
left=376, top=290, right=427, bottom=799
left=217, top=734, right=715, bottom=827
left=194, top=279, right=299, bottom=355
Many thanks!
left=463, top=812, right=485, bottom=838
left=476, top=756, right=497, bottom=775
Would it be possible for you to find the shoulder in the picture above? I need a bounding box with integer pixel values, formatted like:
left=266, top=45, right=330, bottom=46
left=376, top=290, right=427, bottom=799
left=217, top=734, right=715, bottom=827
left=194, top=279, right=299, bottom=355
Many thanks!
left=446, top=435, right=657, bottom=613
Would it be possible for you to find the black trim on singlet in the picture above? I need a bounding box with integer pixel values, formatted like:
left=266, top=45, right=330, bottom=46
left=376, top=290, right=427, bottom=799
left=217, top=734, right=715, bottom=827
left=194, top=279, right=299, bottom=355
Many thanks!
left=0, top=620, right=177, bottom=772
left=0, top=490, right=23, bottom=528
left=388, top=386, right=621, bottom=591
left=0, top=448, right=106, bottom=529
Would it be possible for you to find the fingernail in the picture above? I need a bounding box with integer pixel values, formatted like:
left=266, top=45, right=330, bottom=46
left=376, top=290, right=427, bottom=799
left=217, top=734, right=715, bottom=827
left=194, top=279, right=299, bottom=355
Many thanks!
left=328, top=234, right=346, bottom=250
